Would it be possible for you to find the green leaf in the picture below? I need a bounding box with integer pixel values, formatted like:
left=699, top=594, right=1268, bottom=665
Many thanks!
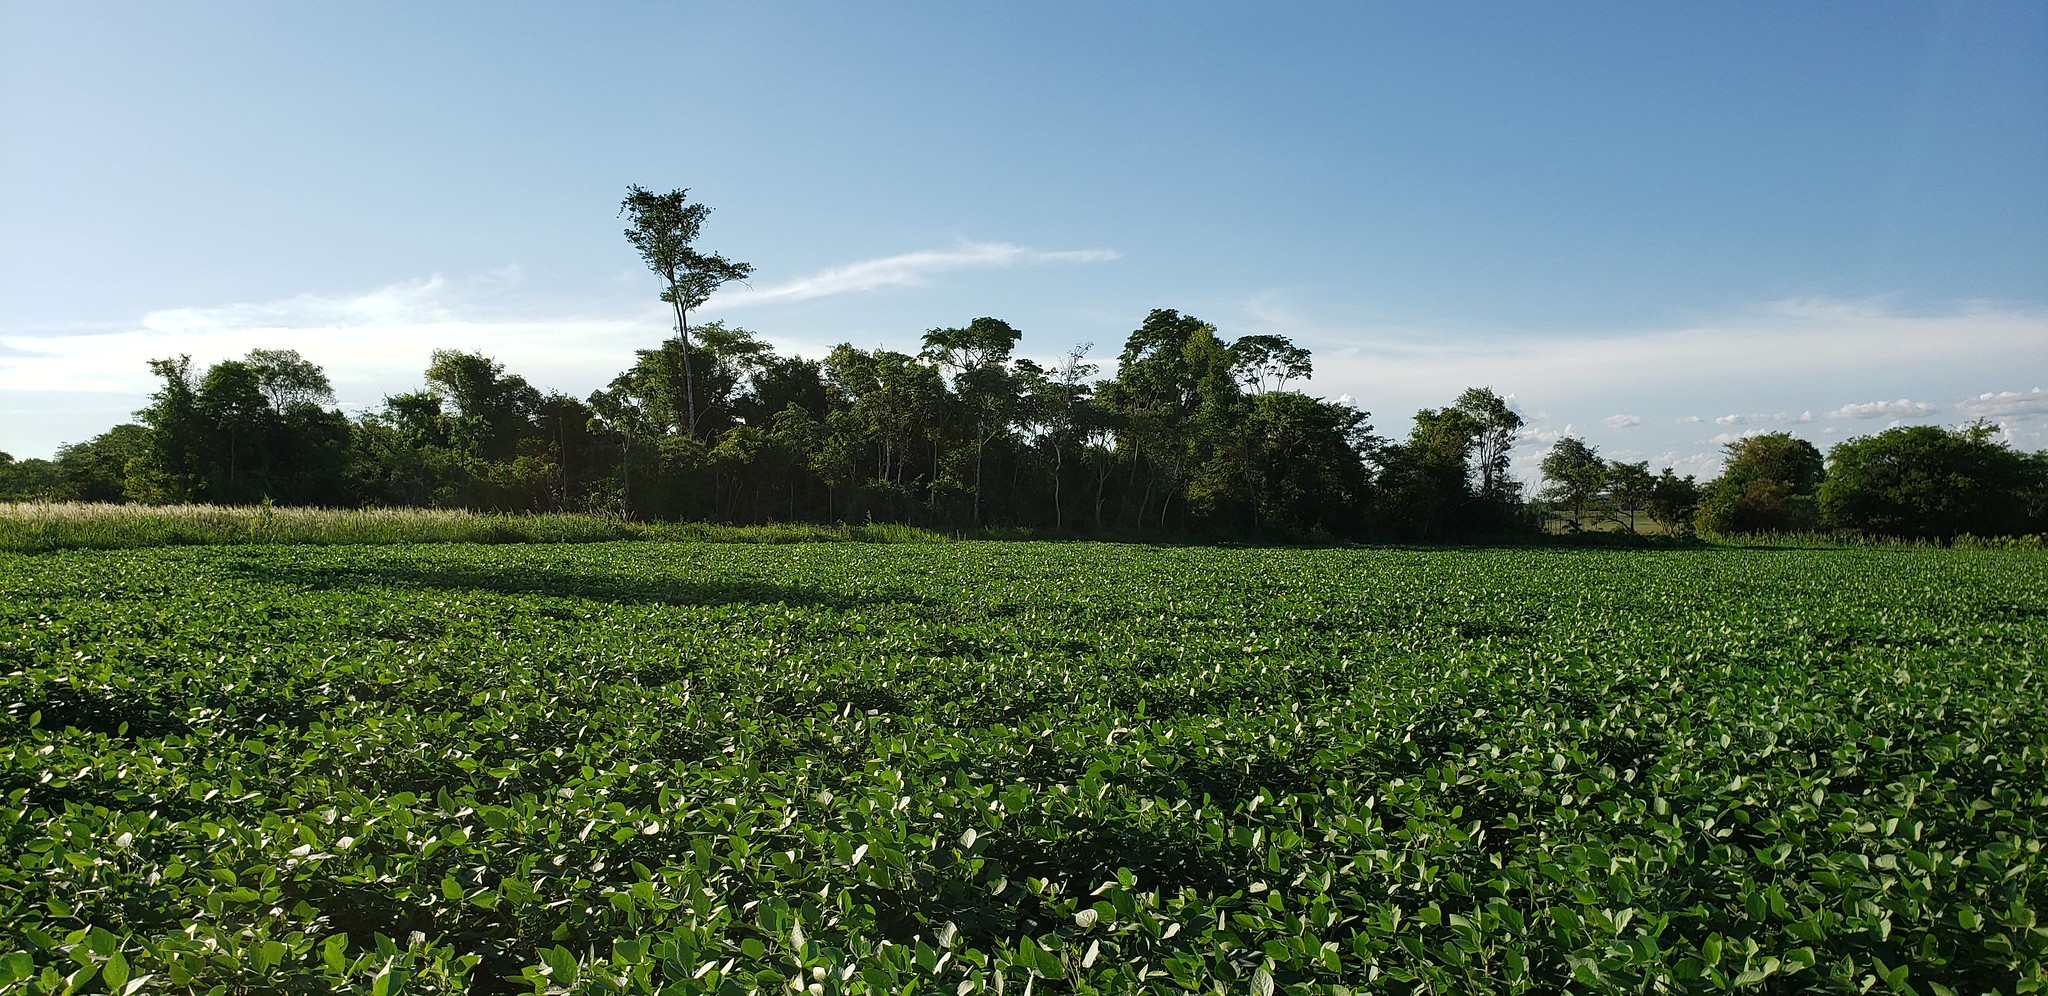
left=321, top=934, right=349, bottom=975
left=102, top=950, right=129, bottom=993
left=85, top=927, right=119, bottom=958
left=1250, top=967, right=1275, bottom=996
left=542, top=946, right=578, bottom=986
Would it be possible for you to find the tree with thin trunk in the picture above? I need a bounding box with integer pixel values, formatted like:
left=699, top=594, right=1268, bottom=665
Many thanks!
left=922, top=317, right=1023, bottom=525
left=1453, top=387, right=1523, bottom=504
left=620, top=186, right=753, bottom=441
left=1605, top=459, right=1655, bottom=533
left=1539, top=436, right=1607, bottom=523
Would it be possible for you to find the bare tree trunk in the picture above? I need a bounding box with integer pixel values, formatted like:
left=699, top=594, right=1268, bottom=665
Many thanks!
left=669, top=288, right=698, bottom=440
left=1094, top=463, right=1106, bottom=528
left=1052, top=444, right=1063, bottom=530
left=619, top=430, right=632, bottom=520
left=973, top=436, right=984, bottom=525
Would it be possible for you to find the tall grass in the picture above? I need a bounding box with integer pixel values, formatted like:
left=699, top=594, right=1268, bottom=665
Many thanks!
left=0, top=503, right=952, bottom=553
left=1700, top=529, right=2047, bottom=550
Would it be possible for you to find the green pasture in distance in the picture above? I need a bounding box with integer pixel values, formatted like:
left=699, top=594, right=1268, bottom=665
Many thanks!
left=1, top=542, right=2043, bottom=994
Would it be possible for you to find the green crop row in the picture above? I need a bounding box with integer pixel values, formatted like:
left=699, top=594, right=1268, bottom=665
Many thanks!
left=1, top=543, right=2043, bottom=993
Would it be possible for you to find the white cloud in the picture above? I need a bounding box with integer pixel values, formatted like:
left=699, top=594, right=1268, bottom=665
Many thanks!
left=1305, top=298, right=2046, bottom=413
left=1602, top=413, right=1644, bottom=429
left=0, top=273, right=658, bottom=404
left=708, top=242, right=1118, bottom=307
left=1707, top=428, right=1770, bottom=445
left=1954, top=387, right=2048, bottom=419
left=1711, top=411, right=1815, bottom=426
left=1270, top=296, right=2048, bottom=485
left=1827, top=398, right=1938, bottom=419
left=0, top=239, right=1120, bottom=407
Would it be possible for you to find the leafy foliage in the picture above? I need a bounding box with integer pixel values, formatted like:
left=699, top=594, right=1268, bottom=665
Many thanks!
left=3, top=542, right=2044, bottom=993
left=1820, top=424, right=2048, bottom=540
left=1697, top=434, right=1826, bottom=535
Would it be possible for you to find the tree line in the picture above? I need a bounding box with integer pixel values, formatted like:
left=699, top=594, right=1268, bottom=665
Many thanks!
left=6, top=326, right=2043, bottom=541
left=1537, top=424, right=2048, bottom=541
left=0, top=312, right=1532, bottom=539
left=4, top=186, right=2043, bottom=541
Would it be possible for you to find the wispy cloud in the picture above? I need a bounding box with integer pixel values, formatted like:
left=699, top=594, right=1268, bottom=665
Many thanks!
left=1955, top=387, right=2048, bottom=419
left=1711, top=411, right=1814, bottom=426
left=137, top=276, right=461, bottom=337
left=1602, top=413, right=1644, bottom=428
left=709, top=242, right=1118, bottom=307
left=1303, top=298, right=2046, bottom=406
left=1827, top=398, right=1938, bottom=420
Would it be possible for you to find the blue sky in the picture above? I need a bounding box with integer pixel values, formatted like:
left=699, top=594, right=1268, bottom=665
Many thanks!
left=4, top=2, right=2045, bottom=479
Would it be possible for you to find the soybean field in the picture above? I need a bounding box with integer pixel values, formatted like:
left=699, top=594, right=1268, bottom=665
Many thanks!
left=2, top=542, right=2044, bottom=994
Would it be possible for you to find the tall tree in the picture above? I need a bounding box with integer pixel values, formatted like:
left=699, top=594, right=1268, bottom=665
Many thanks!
left=195, top=360, right=271, bottom=500
left=1019, top=344, right=1099, bottom=531
left=1453, top=387, right=1523, bottom=505
left=1695, top=432, right=1824, bottom=534
left=1605, top=460, right=1655, bottom=534
left=1645, top=468, right=1702, bottom=535
left=1099, top=310, right=1239, bottom=528
left=690, top=321, right=772, bottom=438
left=424, top=350, right=542, bottom=462
left=588, top=377, right=649, bottom=518
left=244, top=348, right=335, bottom=411
left=1374, top=405, right=1480, bottom=539
left=1539, top=436, right=1606, bottom=521
left=1228, top=334, right=1312, bottom=395
left=1236, top=391, right=1376, bottom=534
left=130, top=356, right=205, bottom=503
left=620, top=185, right=753, bottom=440
left=923, top=317, right=1024, bottom=525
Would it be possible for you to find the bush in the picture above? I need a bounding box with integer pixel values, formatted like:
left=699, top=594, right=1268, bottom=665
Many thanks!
left=1819, top=423, right=2046, bottom=540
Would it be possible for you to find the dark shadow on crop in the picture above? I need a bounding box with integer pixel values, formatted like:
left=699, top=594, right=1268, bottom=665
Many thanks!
left=228, top=559, right=931, bottom=610
left=1449, top=619, right=1534, bottom=641
left=850, top=816, right=1241, bottom=952
left=12, top=689, right=191, bottom=740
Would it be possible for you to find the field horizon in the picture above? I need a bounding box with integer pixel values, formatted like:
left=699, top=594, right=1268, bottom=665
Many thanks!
left=10, top=501, right=2039, bottom=558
